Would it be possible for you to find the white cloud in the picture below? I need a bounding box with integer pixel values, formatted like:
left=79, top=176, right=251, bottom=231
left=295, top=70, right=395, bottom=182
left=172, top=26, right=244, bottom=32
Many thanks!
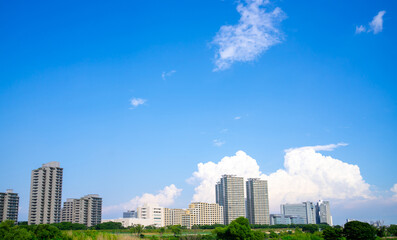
left=212, top=0, right=286, bottom=71
left=355, top=25, right=366, bottom=34
left=369, top=10, right=386, bottom=34
left=103, top=184, right=182, bottom=214
left=162, top=70, right=176, bottom=80
left=391, top=184, right=397, bottom=201
left=189, top=144, right=372, bottom=212
left=356, top=10, right=386, bottom=34
left=234, top=116, right=241, bottom=120
left=213, top=139, right=225, bottom=147
left=130, top=98, right=146, bottom=109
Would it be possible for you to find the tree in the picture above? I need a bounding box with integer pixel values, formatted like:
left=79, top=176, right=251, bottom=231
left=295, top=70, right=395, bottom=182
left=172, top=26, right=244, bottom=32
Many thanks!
left=302, top=224, right=319, bottom=233
left=159, top=227, right=165, bottom=238
left=131, top=224, right=144, bottom=237
left=170, top=225, right=182, bottom=237
left=388, top=225, right=397, bottom=236
left=214, top=217, right=263, bottom=240
left=343, top=221, right=376, bottom=240
left=322, top=226, right=343, bottom=240
left=94, top=221, right=123, bottom=230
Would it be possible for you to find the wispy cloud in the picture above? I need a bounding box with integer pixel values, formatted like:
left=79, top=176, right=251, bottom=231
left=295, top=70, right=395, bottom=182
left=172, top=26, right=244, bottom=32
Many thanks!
left=234, top=116, right=241, bottom=120
left=355, top=25, right=366, bottom=34
left=162, top=70, right=176, bottom=80
left=130, top=98, right=146, bottom=109
left=356, top=10, right=386, bottom=34
left=212, top=0, right=286, bottom=71
left=391, top=184, right=397, bottom=201
left=213, top=139, right=225, bottom=147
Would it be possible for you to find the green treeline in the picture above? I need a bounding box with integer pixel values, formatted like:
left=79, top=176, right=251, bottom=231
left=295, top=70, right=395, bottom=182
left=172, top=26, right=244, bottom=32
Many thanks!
left=1, top=218, right=397, bottom=240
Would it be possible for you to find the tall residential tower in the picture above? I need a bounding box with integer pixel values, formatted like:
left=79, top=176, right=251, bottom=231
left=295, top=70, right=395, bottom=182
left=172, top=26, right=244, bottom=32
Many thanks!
left=61, top=194, right=102, bottom=227
left=215, top=175, right=245, bottom=224
left=28, top=161, right=63, bottom=225
left=0, top=189, right=19, bottom=223
left=246, top=178, right=270, bottom=225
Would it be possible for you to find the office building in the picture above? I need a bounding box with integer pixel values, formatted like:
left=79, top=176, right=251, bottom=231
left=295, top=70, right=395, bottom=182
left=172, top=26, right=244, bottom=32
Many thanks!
left=61, top=194, right=102, bottom=227
left=270, top=214, right=304, bottom=225
left=216, top=175, right=245, bottom=224
left=316, top=200, right=332, bottom=226
left=246, top=178, right=270, bottom=225
left=0, top=189, right=19, bottom=223
left=123, top=210, right=137, bottom=218
left=137, top=204, right=164, bottom=227
left=280, top=202, right=316, bottom=224
left=28, top=161, right=63, bottom=225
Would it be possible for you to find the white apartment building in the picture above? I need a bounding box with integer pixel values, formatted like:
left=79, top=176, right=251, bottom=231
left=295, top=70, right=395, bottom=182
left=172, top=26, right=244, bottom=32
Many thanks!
left=0, top=189, right=19, bottom=223
left=137, top=204, right=164, bottom=227
left=28, top=161, right=63, bottom=225
left=216, top=175, right=245, bottom=224
left=61, top=194, right=102, bottom=227
left=164, top=208, right=186, bottom=226
left=188, top=202, right=223, bottom=226
left=246, top=178, right=270, bottom=225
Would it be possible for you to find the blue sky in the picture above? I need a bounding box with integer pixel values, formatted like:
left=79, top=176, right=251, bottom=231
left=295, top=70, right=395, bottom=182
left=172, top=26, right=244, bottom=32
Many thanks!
left=0, top=0, right=396, bottom=225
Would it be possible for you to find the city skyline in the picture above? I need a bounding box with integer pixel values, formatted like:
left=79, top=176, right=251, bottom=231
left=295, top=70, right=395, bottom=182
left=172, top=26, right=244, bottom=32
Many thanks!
left=1, top=0, right=396, bottom=226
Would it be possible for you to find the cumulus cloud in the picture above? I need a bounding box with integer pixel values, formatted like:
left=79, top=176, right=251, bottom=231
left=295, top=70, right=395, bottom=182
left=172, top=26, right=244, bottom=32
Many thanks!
left=391, top=184, right=397, bottom=201
left=356, top=10, right=386, bottom=34
left=162, top=70, right=176, bottom=80
left=130, top=98, right=146, bottom=109
left=213, top=139, right=225, bottom=147
left=103, top=184, right=182, bottom=214
left=189, top=144, right=372, bottom=212
left=212, top=0, right=286, bottom=71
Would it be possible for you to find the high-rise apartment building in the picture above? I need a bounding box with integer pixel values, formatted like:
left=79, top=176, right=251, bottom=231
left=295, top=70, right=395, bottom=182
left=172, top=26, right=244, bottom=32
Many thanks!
left=28, top=161, right=63, bottom=225
left=215, top=175, right=245, bottom=224
left=246, top=178, right=270, bottom=225
left=316, top=200, right=332, bottom=226
left=280, top=202, right=316, bottom=224
left=61, top=198, right=74, bottom=223
left=0, top=189, right=19, bottom=223
left=61, top=194, right=102, bottom=227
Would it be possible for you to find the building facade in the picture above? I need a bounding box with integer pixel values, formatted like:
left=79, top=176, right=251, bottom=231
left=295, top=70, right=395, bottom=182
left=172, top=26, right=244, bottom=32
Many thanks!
left=188, top=202, right=224, bottom=226
left=28, top=161, right=63, bottom=225
left=270, top=214, right=305, bottom=225
left=137, top=204, right=164, bottom=227
left=280, top=202, right=316, bottom=224
left=0, top=189, right=19, bottom=223
left=246, top=178, right=270, bottom=225
left=61, top=194, right=102, bottom=227
left=316, top=200, right=332, bottom=226
left=123, top=210, right=137, bottom=218
left=164, top=208, right=186, bottom=226
left=216, top=175, right=245, bottom=224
